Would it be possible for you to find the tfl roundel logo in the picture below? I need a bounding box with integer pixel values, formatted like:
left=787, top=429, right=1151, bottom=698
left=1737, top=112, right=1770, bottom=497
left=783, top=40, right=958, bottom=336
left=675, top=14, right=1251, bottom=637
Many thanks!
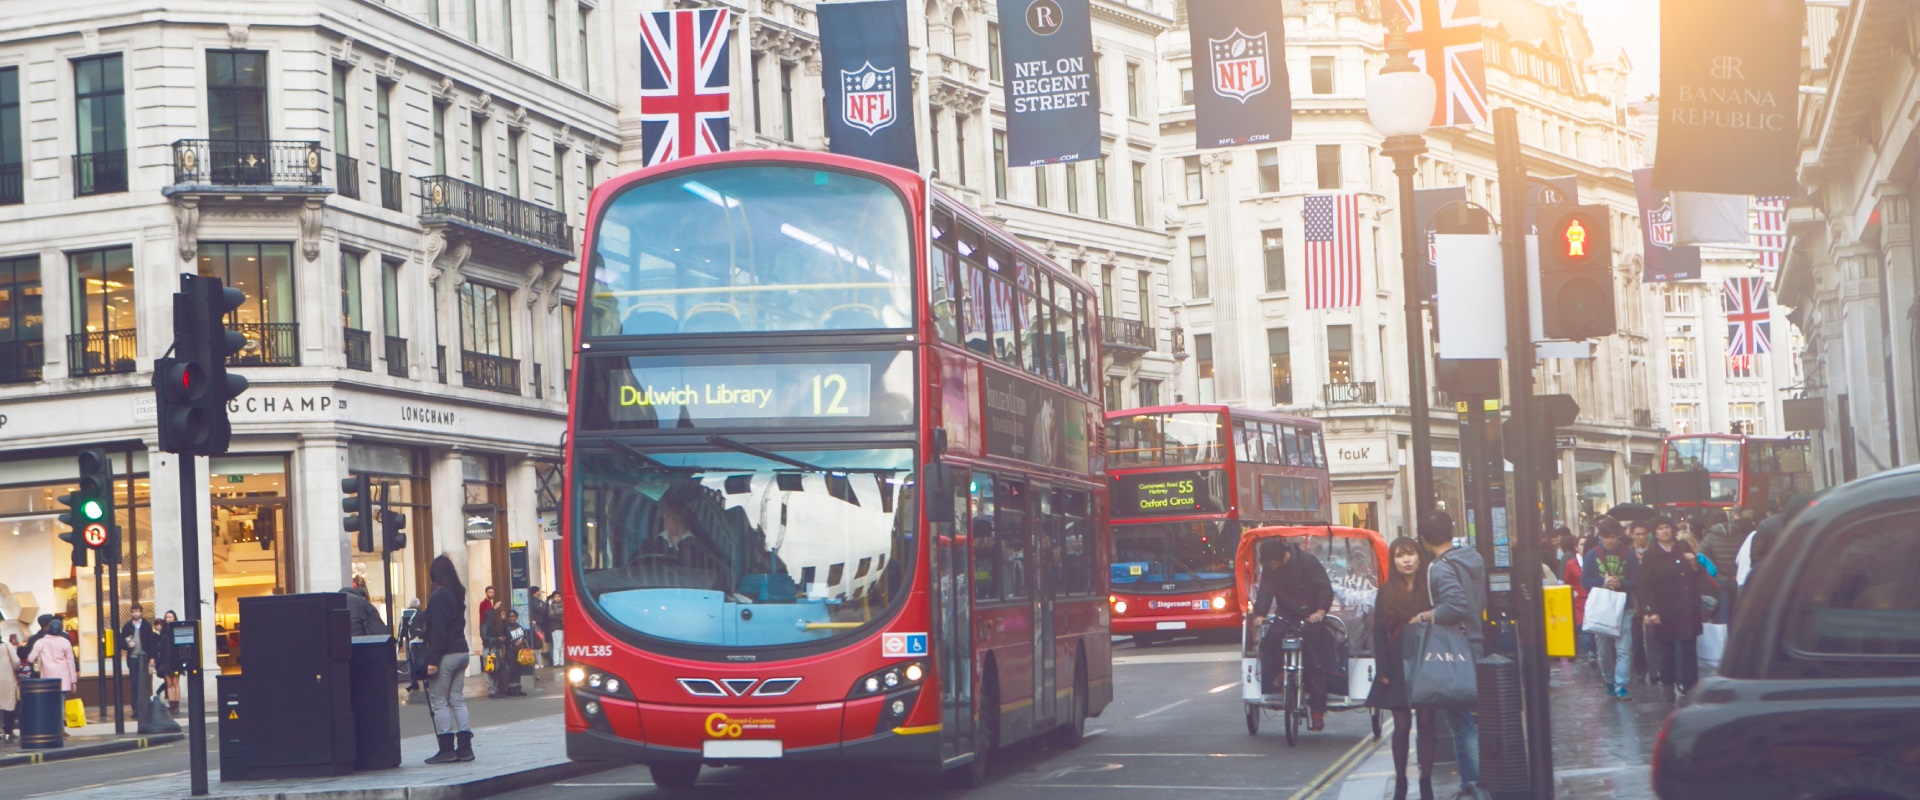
left=882, top=632, right=928, bottom=658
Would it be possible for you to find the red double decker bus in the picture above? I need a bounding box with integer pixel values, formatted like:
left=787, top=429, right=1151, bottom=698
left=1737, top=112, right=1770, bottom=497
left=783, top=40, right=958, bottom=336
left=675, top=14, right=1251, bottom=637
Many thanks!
left=1104, top=406, right=1331, bottom=643
left=560, top=151, right=1111, bottom=789
left=1657, top=433, right=1816, bottom=514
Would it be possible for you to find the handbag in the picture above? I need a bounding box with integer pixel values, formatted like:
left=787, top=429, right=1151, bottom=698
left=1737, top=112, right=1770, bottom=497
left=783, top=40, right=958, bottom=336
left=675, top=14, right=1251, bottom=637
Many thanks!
left=1582, top=587, right=1628, bottom=638
left=516, top=647, right=536, bottom=667
left=64, top=698, right=86, bottom=728
left=483, top=651, right=496, bottom=674
left=1402, top=620, right=1478, bottom=708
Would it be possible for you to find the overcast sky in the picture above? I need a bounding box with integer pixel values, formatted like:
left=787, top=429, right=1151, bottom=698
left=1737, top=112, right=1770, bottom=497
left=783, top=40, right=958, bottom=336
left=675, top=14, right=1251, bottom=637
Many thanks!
left=1570, top=0, right=1661, bottom=100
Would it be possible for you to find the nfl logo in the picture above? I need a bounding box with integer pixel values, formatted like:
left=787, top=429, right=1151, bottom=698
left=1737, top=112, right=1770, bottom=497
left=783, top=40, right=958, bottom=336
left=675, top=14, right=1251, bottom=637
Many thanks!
left=1209, top=29, right=1270, bottom=103
left=1649, top=202, right=1676, bottom=251
left=842, top=62, right=897, bottom=135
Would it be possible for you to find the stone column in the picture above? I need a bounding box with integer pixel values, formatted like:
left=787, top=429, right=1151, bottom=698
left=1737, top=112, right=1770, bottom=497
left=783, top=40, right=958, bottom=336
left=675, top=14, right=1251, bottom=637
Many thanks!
left=1875, top=184, right=1919, bottom=466
left=429, top=447, right=478, bottom=663
left=148, top=449, right=218, bottom=700
left=505, top=457, right=542, bottom=614
left=41, top=246, right=72, bottom=380
left=295, top=435, right=352, bottom=593
left=1201, top=150, right=1245, bottom=405
left=1835, top=244, right=1894, bottom=473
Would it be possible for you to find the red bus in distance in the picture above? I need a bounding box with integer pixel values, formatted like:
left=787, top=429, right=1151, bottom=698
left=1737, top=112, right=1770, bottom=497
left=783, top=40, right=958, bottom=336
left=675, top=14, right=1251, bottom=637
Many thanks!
left=560, top=150, right=1111, bottom=789
left=1105, top=405, right=1331, bottom=644
left=1656, top=433, right=1815, bottom=514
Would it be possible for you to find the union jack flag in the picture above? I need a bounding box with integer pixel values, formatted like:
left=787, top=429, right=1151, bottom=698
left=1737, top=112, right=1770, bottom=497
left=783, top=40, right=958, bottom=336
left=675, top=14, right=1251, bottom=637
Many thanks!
left=1753, top=196, right=1787, bottom=271
left=1304, top=194, right=1361, bottom=310
left=639, top=9, right=733, bottom=167
left=1387, top=0, right=1489, bottom=128
left=1724, top=276, right=1772, bottom=357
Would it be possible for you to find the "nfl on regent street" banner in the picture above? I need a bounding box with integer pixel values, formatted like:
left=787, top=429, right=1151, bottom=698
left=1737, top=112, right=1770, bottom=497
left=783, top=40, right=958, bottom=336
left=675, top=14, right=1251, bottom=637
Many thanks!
left=1654, top=0, right=1801, bottom=195
left=1186, top=0, right=1291, bottom=149
left=819, top=0, right=918, bottom=171
left=996, top=0, right=1101, bottom=166
left=1636, top=168, right=1703, bottom=283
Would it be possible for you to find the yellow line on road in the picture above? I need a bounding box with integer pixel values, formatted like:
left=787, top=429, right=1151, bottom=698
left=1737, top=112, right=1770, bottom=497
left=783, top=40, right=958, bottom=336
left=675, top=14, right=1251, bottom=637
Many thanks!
left=1284, top=717, right=1395, bottom=800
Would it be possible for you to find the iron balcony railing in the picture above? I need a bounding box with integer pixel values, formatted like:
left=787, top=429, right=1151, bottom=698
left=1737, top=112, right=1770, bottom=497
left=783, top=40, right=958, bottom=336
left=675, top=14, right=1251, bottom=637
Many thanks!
left=461, top=349, right=520, bottom=395
left=67, top=329, right=136, bottom=376
left=1324, top=381, right=1377, bottom=405
left=0, top=339, right=44, bottom=383
left=228, top=322, right=300, bottom=367
left=0, top=162, right=21, bottom=205
left=418, top=175, right=571, bottom=252
left=344, top=327, right=372, bottom=371
left=73, top=150, right=128, bottom=196
left=1100, top=316, right=1156, bottom=353
left=337, top=155, right=361, bottom=200
left=172, top=139, right=324, bottom=187
left=384, top=335, right=408, bottom=378
left=380, top=167, right=404, bottom=212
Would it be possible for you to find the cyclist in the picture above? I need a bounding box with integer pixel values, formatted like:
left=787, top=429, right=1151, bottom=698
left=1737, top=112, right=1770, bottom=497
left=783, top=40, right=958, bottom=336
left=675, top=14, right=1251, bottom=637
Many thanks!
left=1252, top=538, right=1336, bottom=731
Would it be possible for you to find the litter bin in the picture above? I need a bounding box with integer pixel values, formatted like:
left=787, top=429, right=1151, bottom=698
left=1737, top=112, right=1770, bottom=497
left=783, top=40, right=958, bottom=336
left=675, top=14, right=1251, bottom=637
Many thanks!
left=349, top=635, right=401, bottom=770
left=20, top=678, right=63, bottom=750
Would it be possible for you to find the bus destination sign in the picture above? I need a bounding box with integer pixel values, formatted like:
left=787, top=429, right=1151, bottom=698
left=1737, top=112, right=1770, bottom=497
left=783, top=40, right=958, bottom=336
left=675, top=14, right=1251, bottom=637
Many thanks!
left=1112, top=470, right=1226, bottom=518
left=612, top=363, right=873, bottom=422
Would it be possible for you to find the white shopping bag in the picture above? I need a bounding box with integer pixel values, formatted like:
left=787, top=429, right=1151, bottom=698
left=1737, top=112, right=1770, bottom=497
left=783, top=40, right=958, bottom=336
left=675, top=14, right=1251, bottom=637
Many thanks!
left=1582, top=587, right=1628, bottom=638
left=1698, top=623, right=1728, bottom=670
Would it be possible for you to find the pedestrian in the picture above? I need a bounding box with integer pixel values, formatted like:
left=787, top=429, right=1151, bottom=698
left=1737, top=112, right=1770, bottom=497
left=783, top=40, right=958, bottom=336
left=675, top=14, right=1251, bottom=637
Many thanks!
left=1415, top=511, right=1484, bottom=800
left=1369, top=537, right=1438, bottom=800
left=0, top=624, right=19, bottom=743
left=421, top=555, right=474, bottom=764
left=546, top=592, right=565, bottom=665
left=1582, top=518, right=1639, bottom=700
left=501, top=609, right=531, bottom=697
left=342, top=585, right=390, bottom=637
left=526, top=587, right=549, bottom=669
left=1700, top=512, right=1744, bottom=621
left=399, top=598, right=423, bottom=692
left=119, top=604, right=161, bottom=715
left=1641, top=517, right=1706, bottom=703
left=157, top=610, right=182, bottom=713
left=477, top=586, right=496, bottom=629
left=1562, top=532, right=1588, bottom=659
left=482, top=606, right=511, bottom=699
left=1626, top=520, right=1653, bottom=684
left=27, top=617, right=78, bottom=733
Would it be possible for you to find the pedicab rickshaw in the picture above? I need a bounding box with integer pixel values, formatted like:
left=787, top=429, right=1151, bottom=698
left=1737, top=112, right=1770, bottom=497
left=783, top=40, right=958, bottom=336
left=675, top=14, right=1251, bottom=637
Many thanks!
left=1235, top=525, right=1388, bottom=746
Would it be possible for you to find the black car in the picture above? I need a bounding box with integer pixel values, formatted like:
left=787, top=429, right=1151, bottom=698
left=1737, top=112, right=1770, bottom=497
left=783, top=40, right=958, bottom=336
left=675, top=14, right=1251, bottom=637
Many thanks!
left=1654, top=465, right=1920, bottom=800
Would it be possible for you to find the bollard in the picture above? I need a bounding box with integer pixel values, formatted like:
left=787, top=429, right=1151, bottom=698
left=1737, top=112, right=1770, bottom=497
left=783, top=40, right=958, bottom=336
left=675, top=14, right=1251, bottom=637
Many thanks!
left=1476, top=655, right=1529, bottom=797
left=20, top=678, right=64, bottom=750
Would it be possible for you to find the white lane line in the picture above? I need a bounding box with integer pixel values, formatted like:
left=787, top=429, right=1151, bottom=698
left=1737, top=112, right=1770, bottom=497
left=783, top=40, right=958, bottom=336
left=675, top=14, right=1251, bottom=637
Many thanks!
left=555, top=783, right=656, bottom=787
left=1132, top=698, right=1191, bottom=719
left=1086, top=728, right=1108, bottom=737
left=1025, top=784, right=1303, bottom=792
left=1208, top=682, right=1238, bottom=693
left=1093, top=753, right=1270, bottom=758
left=1114, top=651, right=1242, bottom=666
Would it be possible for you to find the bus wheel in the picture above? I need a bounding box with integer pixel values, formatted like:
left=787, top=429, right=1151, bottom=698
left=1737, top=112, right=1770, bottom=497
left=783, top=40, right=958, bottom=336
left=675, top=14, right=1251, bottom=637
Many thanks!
left=650, top=762, right=700, bottom=790
left=946, top=681, right=998, bottom=790
left=1050, top=658, right=1088, bottom=750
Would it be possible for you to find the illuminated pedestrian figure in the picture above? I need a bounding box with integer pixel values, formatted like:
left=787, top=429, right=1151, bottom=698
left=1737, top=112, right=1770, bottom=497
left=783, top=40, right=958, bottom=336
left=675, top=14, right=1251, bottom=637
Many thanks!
left=1565, top=219, right=1588, bottom=257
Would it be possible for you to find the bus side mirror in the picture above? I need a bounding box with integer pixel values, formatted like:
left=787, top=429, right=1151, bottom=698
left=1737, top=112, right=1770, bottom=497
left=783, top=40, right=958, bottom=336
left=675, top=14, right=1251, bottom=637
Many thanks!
left=924, top=463, right=955, bottom=524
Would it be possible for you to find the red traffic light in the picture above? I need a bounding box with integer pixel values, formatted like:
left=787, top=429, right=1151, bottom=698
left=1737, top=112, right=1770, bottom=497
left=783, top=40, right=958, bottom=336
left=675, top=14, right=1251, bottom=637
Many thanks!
left=1553, top=212, right=1601, bottom=264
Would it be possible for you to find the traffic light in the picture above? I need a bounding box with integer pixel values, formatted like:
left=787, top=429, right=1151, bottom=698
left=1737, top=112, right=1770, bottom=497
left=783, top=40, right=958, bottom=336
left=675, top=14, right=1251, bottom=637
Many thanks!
left=1539, top=205, right=1616, bottom=341
left=156, top=274, right=250, bottom=456
left=343, top=474, right=373, bottom=553
left=381, top=507, right=408, bottom=553
left=56, top=450, right=113, bottom=568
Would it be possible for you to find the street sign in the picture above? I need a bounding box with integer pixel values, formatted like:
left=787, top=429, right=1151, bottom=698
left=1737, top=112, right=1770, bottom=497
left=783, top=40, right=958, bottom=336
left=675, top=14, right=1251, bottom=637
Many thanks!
left=1555, top=435, right=1577, bottom=449
left=83, top=522, right=109, bottom=547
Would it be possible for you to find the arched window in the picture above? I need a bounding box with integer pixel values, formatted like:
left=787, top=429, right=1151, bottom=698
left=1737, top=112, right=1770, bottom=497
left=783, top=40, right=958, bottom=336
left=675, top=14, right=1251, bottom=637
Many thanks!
left=951, top=8, right=970, bottom=61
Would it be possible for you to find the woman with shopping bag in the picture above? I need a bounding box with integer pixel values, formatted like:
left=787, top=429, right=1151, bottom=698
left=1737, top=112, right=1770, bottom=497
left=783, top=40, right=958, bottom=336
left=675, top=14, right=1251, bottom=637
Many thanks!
left=1641, top=517, right=1707, bottom=703
left=1581, top=519, right=1639, bottom=701
left=1370, top=538, right=1439, bottom=800
left=26, top=617, right=78, bottom=733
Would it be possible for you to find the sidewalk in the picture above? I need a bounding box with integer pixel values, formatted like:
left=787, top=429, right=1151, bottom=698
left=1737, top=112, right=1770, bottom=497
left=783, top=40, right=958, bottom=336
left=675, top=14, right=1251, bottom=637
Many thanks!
left=1335, top=658, right=1670, bottom=799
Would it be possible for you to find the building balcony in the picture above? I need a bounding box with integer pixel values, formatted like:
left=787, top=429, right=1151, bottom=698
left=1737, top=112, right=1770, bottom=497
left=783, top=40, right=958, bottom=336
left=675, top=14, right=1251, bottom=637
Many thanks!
left=228, top=322, right=300, bottom=367
left=344, top=327, right=372, bottom=371
left=461, top=349, right=521, bottom=395
left=417, top=175, right=572, bottom=258
left=67, top=329, right=136, bottom=377
left=1324, top=381, right=1377, bottom=406
left=0, top=338, right=44, bottom=383
left=0, top=162, right=21, bottom=205
left=384, top=335, right=409, bottom=378
left=1101, top=316, right=1156, bottom=355
left=73, top=150, right=128, bottom=196
left=380, top=167, right=404, bottom=212
left=170, top=139, right=328, bottom=190
left=337, top=154, right=361, bottom=201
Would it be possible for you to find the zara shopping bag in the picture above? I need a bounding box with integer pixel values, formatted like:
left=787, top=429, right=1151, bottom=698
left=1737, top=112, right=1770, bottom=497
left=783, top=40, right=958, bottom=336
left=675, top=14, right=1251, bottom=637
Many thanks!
left=1402, top=620, right=1478, bottom=709
left=1582, top=586, right=1628, bottom=638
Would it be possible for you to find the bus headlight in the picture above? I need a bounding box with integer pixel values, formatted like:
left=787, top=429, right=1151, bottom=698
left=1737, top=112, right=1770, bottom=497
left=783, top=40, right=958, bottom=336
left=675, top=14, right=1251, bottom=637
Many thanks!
left=848, top=660, right=929, bottom=699
left=1214, top=595, right=1228, bottom=611
left=904, top=663, right=924, bottom=682
left=570, top=666, right=634, bottom=700
left=1114, top=600, right=1129, bottom=615
left=568, top=666, right=587, bottom=685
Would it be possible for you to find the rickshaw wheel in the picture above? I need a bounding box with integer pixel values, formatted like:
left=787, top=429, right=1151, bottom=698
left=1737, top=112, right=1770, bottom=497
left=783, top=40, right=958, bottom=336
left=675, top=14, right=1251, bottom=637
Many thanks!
left=1282, top=679, right=1300, bottom=747
left=1244, top=705, right=1260, bottom=735
left=1371, top=708, right=1382, bottom=739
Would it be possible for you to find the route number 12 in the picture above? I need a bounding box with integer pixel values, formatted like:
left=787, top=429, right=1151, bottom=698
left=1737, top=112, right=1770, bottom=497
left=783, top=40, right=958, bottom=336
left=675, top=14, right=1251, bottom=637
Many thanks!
left=812, top=373, right=852, bottom=415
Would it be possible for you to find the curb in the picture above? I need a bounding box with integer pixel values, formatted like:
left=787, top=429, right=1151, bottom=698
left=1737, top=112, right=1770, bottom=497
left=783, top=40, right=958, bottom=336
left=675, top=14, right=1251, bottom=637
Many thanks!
left=212, top=759, right=623, bottom=800
left=0, top=732, right=186, bottom=768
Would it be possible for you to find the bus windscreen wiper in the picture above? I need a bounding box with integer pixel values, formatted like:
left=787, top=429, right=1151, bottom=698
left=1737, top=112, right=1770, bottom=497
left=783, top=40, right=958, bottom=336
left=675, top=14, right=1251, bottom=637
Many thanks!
left=705, top=435, right=830, bottom=472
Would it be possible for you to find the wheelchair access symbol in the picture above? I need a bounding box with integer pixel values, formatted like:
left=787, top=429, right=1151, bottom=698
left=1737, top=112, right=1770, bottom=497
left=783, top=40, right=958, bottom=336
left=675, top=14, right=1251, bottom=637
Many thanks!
left=882, top=632, right=928, bottom=658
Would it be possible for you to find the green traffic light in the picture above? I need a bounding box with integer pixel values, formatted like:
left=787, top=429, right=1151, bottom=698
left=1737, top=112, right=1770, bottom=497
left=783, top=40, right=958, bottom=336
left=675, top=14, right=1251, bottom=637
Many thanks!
left=81, top=498, right=105, bottom=521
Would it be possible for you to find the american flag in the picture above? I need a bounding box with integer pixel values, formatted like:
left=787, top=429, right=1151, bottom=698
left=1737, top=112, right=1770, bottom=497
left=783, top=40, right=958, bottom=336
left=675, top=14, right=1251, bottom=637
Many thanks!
left=1304, top=194, right=1361, bottom=310
left=1387, top=0, right=1489, bottom=128
left=639, top=9, right=732, bottom=167
left=1724, top=276, right=1772, bottom=357
left=1753, top=196, right=1787, bottom=271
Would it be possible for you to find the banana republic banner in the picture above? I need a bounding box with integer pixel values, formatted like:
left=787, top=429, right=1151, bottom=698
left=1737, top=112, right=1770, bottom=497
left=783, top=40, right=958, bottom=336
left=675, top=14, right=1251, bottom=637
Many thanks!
left=996, top=0, right=1102, bottom=166
left=1654, top=0, right=1801, bottom=194
left=1186, top=0, right=1291, bottom=149
left=819, top=0, right=918, bottom=170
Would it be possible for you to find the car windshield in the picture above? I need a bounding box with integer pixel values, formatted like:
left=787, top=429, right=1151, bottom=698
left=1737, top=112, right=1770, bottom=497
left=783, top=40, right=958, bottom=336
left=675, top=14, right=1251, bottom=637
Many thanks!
left=571, top=447, right=915, bottom=649
left=1110, top=520, right=1235, bottom=593
left=1107, top=411, right=1227, bottom=467
left=586, top=165, right=914, bottom=336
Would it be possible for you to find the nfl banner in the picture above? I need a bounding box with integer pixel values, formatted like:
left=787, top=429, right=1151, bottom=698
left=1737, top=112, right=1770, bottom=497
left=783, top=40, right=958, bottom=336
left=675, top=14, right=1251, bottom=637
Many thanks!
left=819, top=1, right=917, bottom=170
left=639, top=9, right=732, bottom=167
left=1413, top=186, right=1466, bottom=299
left=1655, top=0, right=1800, bottom=194
left=1186, top=0, right=1290, bottom=148
left=996, top=0, right=1102, bottom=166
left=1635, top=168, right=1702, bottom=283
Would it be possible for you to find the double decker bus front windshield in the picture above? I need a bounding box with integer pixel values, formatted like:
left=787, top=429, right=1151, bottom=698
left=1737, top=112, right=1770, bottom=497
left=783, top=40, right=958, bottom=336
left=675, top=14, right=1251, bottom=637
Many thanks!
left=1667, top=438, right=1742, bottom=474
left=1109, top=412, right=1227, bottom=467
left=571, top=447, right=915, bottom=650
left=1111, top=521, right=1236, bottom=593
left=587, top=165, right=914, bottom=336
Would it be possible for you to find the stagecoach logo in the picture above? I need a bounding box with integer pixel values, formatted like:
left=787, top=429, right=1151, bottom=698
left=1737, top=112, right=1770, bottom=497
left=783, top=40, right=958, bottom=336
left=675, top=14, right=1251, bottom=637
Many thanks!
left=841, top=62, right=898, bottom=135
left=1210, top=29, right=1271, bottom=103
left=1648, top=200, right=1678, bottom=251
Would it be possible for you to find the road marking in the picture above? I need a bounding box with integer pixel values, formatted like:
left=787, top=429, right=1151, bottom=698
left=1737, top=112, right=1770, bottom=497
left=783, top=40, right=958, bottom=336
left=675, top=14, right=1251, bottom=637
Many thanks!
left=1287, top=718, right=1395, bottom=800
left=1086, top=728, right=1108, bottom=737
left=1208, top=682, right=1238, bottom=693
left=1094, top=753, right=1271, bottom=758
left=1026, top=783, right=1303, bottom=792
left=1132, top=698, right=1191, bottom=719
left=1114, top=651, right=1241, bottom=666
left=555, top=782, right=656, bottom=787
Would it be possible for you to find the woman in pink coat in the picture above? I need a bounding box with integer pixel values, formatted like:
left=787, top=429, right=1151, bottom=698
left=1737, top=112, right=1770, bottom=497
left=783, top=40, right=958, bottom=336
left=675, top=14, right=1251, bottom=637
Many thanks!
left=28, top=622, right=78, bottom=695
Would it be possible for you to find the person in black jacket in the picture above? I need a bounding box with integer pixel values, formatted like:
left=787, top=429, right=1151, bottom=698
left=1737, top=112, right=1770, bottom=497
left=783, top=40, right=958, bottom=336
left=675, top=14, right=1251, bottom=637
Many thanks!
left=1251, top=538, right=1335, bottom=730
left=421, top=555, right=474, bottom=764
left=1641, top=517, right=1706, bottom=703
left=1368, top=537, right=1437, bottom=800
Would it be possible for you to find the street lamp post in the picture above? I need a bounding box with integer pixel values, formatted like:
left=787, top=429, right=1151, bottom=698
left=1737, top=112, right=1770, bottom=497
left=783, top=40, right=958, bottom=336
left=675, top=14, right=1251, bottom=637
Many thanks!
left=1367, top=25, right=1440, bottom=522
